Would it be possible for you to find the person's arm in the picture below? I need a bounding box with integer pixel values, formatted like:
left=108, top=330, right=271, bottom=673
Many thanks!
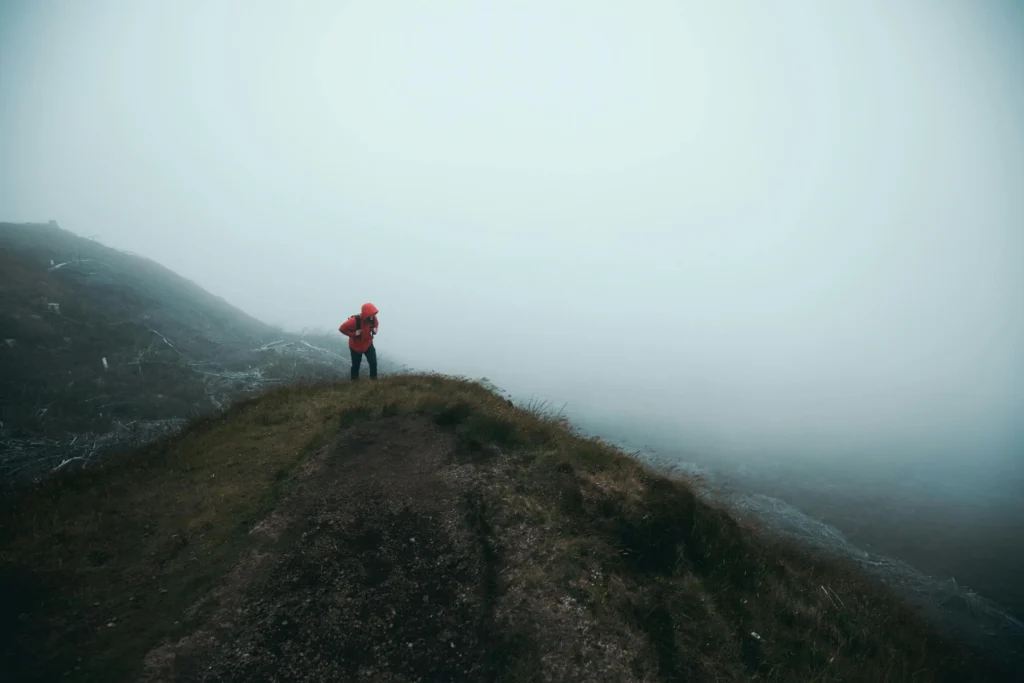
left=372, top=316, right=379, bottom=336
left=339, top=317, right=356, bottom=338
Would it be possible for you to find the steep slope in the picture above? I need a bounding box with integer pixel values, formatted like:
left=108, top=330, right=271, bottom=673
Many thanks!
left=0, top=376, right=1010, bottom=682
left=0, top=222, right=370, bottom=481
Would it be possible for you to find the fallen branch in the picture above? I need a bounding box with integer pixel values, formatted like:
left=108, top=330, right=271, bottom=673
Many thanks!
left=52, top=456, right=88, bottom=472
left=48, top=258, right=98, bottom=271
left=254, top=339, right=288, bottom=352
left=147, top=327, right=180, bottom=354
left=299, top=339, right=346, bottom=361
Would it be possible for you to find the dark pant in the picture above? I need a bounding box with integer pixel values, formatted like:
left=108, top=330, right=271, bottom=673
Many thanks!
left=350, top=344, right=377, bottom=380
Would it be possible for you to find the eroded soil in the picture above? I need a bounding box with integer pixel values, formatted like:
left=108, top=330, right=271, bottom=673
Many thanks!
left=140, top=416, right=498, bottom=682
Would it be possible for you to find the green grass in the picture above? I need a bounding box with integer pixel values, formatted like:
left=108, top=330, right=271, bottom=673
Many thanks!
left=0, top=375, right=1006, bottom=682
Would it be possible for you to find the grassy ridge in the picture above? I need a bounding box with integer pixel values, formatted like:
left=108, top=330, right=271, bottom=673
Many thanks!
left=0, top=375, right=1004, bottom=681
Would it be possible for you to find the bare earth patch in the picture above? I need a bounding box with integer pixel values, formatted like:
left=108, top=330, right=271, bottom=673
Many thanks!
left=140, top=416, right=496, bottom=682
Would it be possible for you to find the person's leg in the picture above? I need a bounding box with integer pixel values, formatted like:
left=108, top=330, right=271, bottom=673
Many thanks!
left=350, top=348, right=363, bottom=380
left=366, top=344, right=378, bottom=379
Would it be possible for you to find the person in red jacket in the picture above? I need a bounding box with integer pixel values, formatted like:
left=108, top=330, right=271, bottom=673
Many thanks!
left=339, top=303, right=380, bottom=380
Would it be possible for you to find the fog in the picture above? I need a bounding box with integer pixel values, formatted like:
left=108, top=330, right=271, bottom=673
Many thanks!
left=2, top=0, right=1023, bottom=487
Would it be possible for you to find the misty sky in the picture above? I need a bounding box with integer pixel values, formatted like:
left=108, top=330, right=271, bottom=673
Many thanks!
left=2, top=0, right=1023, bottom=470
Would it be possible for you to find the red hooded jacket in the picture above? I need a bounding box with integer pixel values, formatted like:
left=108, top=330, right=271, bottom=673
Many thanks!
left=339, top=303, right=379, bottom=353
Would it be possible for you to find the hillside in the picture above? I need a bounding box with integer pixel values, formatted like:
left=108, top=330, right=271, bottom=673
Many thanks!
left=0, top=222, right=380, bottom=482
left=1, top=375, right=1010, bottom=682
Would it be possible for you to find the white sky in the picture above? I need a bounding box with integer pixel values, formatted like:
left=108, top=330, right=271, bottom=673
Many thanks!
left=2, top=0, right=1022, bottom=468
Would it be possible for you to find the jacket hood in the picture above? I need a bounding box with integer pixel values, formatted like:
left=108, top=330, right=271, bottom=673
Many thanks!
left=361, top=302, right=379, bottom=318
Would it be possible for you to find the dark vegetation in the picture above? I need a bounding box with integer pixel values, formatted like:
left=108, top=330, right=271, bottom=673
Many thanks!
left=729, top=459, right=1024, bottom=621
left=0, top=222, right=384, bottom=481
left=586, top=416, right=1024, bottom=670
left=1, top=375, right=1012, bottom=681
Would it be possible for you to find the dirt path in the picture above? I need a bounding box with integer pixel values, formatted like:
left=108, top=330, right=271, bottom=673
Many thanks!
left=140, top=416, right=497, bottom=682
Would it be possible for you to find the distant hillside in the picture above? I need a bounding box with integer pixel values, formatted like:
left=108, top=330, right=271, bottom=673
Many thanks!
left=0, top=376, right=1010, bottom=682
left=0, top=222, right=381, bottom=482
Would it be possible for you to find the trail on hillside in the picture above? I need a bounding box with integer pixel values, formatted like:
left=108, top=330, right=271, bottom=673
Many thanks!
left=4, top=376, right=1007, bottom=683
left=141, top=416, right=495, bottom=682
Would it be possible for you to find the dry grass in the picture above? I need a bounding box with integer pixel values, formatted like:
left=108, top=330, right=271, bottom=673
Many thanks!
left=1, top=382, right=354, bottom=680
left=0, top=374, right=1010, bottom=681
